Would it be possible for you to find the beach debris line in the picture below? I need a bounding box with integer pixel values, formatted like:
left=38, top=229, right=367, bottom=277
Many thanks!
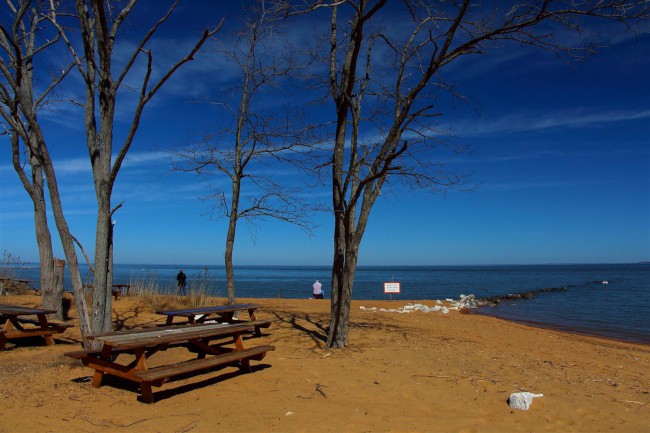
left=507, top=392, right=544, bottom=410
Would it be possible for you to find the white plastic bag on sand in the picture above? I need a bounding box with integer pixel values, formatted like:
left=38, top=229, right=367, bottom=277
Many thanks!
left=508, top=392, right=543, bottom=410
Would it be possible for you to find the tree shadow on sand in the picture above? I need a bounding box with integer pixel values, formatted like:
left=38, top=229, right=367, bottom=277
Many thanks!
left=270, top=310, right=329, bottom=344
left=267, top=308, right=411, bottom=344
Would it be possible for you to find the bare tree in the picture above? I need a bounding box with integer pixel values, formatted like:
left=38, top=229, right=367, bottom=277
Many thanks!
left=293, top=0, right=648, bottom=348
left=174, top=1, right=316, bottom=304
left=0, top=0, right=82, bottom=321
left=42, top=0, right=224, bottom=334
left=0, top=0, right=56, bottom=308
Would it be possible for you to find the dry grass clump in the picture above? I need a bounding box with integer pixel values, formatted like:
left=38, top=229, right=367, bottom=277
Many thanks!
left=128, top=268, right=223, bottom=312
left=129, top=288, right=227, bottom=314
left=0, top=251, right=28, bottom=295
left=133, top=292, right=229, bottom=313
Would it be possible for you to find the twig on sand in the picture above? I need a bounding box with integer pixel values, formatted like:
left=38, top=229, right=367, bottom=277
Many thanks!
left=412, top=374, right=452, bottom=379
left=73, top=413, right=152, bottom=428
left=618, top=399, right=646, bottom=405
left=316, top=383, right=328, bottom=398
left=176, top=421, right=199, bottom=433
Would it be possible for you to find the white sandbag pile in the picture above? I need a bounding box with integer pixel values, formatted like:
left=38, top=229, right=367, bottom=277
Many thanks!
left=508, top=392, right=544, bottom=410
left=359, top=294, right=484, bottom=315
left=454, top=294, right=480, bottom=308
left=360, top=303, right=450, bottom=314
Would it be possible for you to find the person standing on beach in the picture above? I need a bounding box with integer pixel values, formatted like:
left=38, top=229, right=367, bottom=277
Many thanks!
left=312, top=280, right=323, bottom=299
left=176, top=269, right=187, bottom=295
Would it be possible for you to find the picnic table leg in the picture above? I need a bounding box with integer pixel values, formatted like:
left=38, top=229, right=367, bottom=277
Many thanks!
left=92, top=344, right=115, bottom=388
left=232, top=332, right=252, bottom=372
left=1, top=317, right=18, bottom=348
left=140, top=382, right=154, bottom=404
left=91, top=369, right=104, bottom=388
left=37, top=313, right=55, bottom=346
left=247, top=308, right=263, bottom=337
left=2, top=317, right=16, bottom=332
left=132, top=348, right=154, bottom=403
left=134, top=347, right=148, bottom=371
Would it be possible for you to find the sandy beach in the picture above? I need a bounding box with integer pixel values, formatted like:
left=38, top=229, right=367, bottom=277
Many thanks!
left=0, top=293, right=648, bottom=433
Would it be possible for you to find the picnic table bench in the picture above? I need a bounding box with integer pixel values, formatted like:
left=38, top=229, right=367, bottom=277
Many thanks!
left=0, top=305, right=72, bottom=349
left=112, top=284, right=131, bottom=300
left=156, top=303, right=272, bottom=337
left=66, top=321, right=274, bottom=403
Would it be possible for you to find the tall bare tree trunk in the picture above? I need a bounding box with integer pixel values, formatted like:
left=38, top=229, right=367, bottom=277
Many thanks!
left=28, top=153, right=56, bottom=312
left=46, top=259, right=66, bottom=321
left=39, top=144, right=92, bottom=344
left=91, top=199, right=113, bottom=333
left=328, top=244, right=358, bottom=348
left=224, top=178, right=241, bottom=305
left=328, top=102, right=351, bottom=347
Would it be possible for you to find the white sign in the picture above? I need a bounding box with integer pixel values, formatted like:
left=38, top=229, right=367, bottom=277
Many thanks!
left=384, top=282, right=401, bottom=294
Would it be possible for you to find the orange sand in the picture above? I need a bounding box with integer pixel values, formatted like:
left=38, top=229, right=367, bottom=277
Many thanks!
left=0, top=294, right=648, bottom=433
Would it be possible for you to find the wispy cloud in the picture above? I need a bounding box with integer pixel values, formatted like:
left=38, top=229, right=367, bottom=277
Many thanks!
left=44, top=150, right=173, bottom=176
left=445, top=108, right=650, bottom=137
left=122, top=150, right=172, bottom=166
left=481, top=179, right=599, bottom=192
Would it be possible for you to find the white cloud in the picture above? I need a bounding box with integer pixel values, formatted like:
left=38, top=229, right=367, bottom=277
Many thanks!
left=446, top=108, right=650, bottom=137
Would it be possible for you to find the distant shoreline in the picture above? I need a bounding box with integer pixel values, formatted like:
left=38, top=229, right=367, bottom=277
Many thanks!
left=4, top=261, right=649, bottom=268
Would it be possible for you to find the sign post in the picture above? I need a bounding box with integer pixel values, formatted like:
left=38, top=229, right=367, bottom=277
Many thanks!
left=383, top=281, right=401, bottom=301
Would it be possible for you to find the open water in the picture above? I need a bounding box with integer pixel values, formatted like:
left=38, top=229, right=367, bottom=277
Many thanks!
left=5, top=263, right=649, bottom=344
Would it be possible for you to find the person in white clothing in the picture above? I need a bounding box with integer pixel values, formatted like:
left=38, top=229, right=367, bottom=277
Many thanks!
left=312, top=280, right=323, bottom=299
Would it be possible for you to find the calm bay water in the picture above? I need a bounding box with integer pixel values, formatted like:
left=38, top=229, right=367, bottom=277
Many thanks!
left=7, top=263, right=649, bottom=344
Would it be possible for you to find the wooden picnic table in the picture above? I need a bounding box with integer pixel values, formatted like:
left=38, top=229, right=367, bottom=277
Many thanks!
left=0, top=277, right=39, bottom=294
left=0, top=305, right=72, bottom=349
left=66, top=321, right=275, bottom=403
left=156, top=303, right=271, bottom=336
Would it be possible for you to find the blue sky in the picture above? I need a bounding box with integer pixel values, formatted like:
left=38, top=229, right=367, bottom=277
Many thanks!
left=1, top=2, right=649, bottom=267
